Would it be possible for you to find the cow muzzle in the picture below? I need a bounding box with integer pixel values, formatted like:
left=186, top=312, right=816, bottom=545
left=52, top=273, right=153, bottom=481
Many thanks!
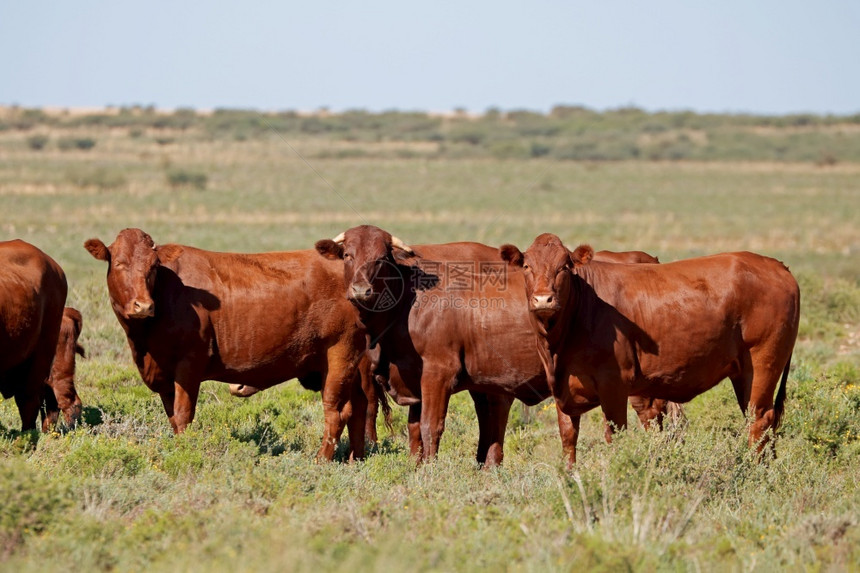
left=63, top=402, right=83, bottom=428
left=349, top=282, right=374, bottom=303
left=128, top=299, right=155, bottom=318
left=531, top=293, right=559, bottom=313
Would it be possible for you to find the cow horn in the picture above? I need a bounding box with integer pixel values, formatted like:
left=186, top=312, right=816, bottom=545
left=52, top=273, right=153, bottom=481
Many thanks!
left=332, top=232, right=345, bottom=244
left=390, top=235, right=413, bottom=254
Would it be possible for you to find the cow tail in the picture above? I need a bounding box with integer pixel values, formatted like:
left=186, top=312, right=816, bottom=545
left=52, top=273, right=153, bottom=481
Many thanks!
left=374, top=375, right=394, bottom=433
left=773, top=353, right=791, bottom=431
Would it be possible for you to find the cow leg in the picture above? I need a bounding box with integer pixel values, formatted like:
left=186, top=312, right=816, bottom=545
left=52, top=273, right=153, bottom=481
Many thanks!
left=472, top=391, right=492, bottom=465
left=730, top=366, right=776, bottom=452
left=317, top=346, right=363, bottom=462
left=14, top=355, right=50, bottom=431
left=14, top=388, right=41, bottom=431
left=346, top=369, right=369, bottom=461
left=471, top=391, right=513, bottom=468
left=420, top=388, right=451, bottom=462
left=407, top=403, right=423, bottom=459
left=596, top=381, right=628, bottom=442
left=172, top=378, right=201, bottom=434
left=157, top=388, right=178, bottom=432
left=360, top=362, right=379, bottom=445
left=555, top=403, right=581, bottom=467
left=746, top=349, right=787, bottom=453
left=318, top=369, right=349, bottom=462
left=167, top=355, right=206, bottom=434
left=419, top=367, right=457, bottom=461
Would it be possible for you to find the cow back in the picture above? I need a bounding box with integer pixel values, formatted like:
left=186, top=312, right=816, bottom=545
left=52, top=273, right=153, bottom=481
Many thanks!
left=143, top=246, right=360, bottom=384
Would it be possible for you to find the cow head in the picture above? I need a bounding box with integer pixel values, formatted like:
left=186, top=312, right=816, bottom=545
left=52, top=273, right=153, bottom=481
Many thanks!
left=315, top=225, right=413, bottom=312
left=84, top=228, right=182, bottom=320
left=500, top=234, right=593, bottom=322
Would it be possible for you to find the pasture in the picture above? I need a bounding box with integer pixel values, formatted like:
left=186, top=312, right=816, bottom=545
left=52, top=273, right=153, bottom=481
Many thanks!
left=1, top=120, right=859, bottom=571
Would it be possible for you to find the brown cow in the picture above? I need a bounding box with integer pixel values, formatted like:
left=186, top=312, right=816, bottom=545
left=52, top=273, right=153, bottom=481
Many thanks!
left=0, top=240, right=67, bottom=430
left=500, top=234, right=799, bottom=455
left=41, top=307, right=85, bottom=431
left=316, top=225, right=669, bottom=465
left=318, top=230, right=527, bottom=465
left=84, top=228, right=370, bottom=461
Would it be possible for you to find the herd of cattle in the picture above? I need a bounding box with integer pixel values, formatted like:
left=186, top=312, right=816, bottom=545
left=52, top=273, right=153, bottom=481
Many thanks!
left=0, top=225, right=800, bottom=466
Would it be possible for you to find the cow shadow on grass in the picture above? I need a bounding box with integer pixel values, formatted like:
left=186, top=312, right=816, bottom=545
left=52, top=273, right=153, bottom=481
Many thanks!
left=231, top=421, right=288, bottom=457
left=230, top=423, right=405, bottom=462
left=331, top=435, right=405, bottom=462
left=0, top=424, right=40, bottom=451
left=0, top=405, right=106, bottom=449
left=82, top=406, right=103, bottom=427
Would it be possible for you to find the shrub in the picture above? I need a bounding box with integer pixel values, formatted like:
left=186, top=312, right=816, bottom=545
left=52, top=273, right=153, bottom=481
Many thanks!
left=488, top=141, right=531, bottom=160
left=166, top=168, right=207, bottom=190
left=0, top=460, right=73, bottom=553
left=449, top=126, right=488, bottom=146
left=62, top=437, right=147, bottom=478
left=530, top=142, right=552, bottom=157
left=816, top=151, right=838, bottom=167
left=783, top=361, right=860, bottom=457
left=66, top=167, right=127, bottom=190
left=26, top=134, right=49, bottom=150
left=57, top=137, right=96, bottom=151
left=553, top=136, right=640, bottom=161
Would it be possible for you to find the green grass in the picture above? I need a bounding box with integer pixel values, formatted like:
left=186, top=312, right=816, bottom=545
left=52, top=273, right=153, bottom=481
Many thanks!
left=0, top=122, right=858, bottom=571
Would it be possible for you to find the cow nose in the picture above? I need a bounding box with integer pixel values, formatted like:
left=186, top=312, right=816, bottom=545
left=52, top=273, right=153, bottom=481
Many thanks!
left=532, top=294, right=554, bottom=309
left=350, top=283, right=373, bottom=301
left=132, top=300, right=154, bottom=317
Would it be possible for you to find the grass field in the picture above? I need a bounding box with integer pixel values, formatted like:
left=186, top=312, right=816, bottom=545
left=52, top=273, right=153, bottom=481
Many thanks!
left=1, top=123, right=859, bottom=571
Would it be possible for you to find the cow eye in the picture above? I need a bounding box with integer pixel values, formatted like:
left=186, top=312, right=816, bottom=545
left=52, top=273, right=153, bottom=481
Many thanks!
left=522, top=264, right=530, bottom=271
left=343, top=253, right=352, bottom=260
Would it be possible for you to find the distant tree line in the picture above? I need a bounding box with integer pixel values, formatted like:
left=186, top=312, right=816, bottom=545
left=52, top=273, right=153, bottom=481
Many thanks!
left=4, top=104, right=860, bottom=163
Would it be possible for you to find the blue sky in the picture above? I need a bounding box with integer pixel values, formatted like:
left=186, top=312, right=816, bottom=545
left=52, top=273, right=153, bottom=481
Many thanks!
left=1, top=1, right=858, bottom=114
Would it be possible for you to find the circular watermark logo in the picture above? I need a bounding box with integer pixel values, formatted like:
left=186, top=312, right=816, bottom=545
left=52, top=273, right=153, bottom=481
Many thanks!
left=351, top=259, right=406, bottom=313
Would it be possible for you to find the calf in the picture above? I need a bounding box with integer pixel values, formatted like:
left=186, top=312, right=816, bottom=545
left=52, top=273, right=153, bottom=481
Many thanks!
left=41, top=307, right=85, bottom=431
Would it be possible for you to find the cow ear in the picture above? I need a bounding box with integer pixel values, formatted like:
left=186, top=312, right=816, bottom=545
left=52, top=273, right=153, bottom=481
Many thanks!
left=156, top=244, right=183, bottom=264
left=315, top=239, right=344, bottom=260
left=84, top=239, right=110, bottom=262
left=392, top=248, right=420, bottom=263
left=499, top=244, right=524, bottom=267
left=570, top=244, right=594, bottom=267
